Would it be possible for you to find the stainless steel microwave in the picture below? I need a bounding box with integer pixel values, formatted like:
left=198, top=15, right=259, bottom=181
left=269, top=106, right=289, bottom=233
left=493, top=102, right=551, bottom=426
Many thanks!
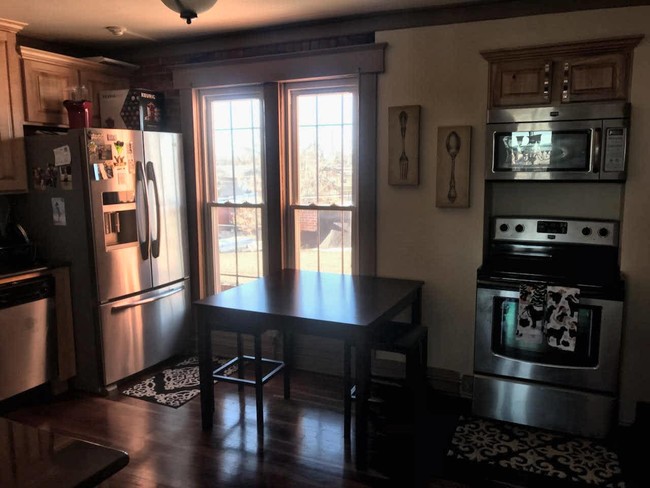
left=485, top=102, right=630, bottom=181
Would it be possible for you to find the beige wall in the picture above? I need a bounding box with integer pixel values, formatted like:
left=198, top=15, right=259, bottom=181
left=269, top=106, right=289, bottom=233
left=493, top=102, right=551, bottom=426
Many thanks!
left=376, top=6, right=650, bottom=424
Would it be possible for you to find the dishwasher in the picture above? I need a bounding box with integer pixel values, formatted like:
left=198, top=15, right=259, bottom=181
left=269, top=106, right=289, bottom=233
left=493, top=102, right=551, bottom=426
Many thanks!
left=0, top=275, right=55, bottom=401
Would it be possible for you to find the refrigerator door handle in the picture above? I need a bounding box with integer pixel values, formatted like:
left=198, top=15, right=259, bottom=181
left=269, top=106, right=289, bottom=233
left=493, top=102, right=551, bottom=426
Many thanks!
left=110, top=285, right=186, bottom=313
left=136, top=160, right=150, bottom=260
left=146, top=161, right=161, bottom=259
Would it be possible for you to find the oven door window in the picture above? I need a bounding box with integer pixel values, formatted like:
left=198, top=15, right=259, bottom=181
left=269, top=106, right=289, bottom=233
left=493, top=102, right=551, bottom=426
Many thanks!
left=492, top=297, right=600, bottom=367
left=493, top=130, right=591, bottom=172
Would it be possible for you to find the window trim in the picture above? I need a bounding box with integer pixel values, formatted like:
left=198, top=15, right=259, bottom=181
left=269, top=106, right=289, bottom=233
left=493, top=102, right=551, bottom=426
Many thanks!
left=199, top=85, right=269, bottom=293
left=180, top=46, right=382, bottom=299
left=283, top=78, right=360, bottom=273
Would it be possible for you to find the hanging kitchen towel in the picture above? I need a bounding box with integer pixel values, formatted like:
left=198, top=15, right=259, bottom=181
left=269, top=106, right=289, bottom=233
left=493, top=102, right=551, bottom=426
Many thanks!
left=516, top=283, right=546, bottom=344
left=545, top=286, right=580, bottom=351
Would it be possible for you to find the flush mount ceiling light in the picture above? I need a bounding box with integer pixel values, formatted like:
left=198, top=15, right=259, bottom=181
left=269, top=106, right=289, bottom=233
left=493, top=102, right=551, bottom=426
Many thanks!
left=161, top=0, right=218, bottom=24
left=105, top=26, right=127, bottom=36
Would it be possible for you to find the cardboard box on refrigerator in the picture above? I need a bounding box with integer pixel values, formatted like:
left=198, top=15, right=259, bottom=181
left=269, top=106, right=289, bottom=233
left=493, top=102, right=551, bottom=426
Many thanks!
left=99, top=89, right=164, bottom=131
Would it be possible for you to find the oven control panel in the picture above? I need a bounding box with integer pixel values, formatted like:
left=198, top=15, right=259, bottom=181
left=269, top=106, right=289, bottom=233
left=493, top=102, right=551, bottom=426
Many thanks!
left=493, top=217, right=619, bottom=246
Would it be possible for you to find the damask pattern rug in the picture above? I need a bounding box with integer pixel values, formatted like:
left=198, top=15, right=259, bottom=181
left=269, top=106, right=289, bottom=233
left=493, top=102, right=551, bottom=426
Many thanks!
left=121, top=356, right=237, bottom=408
left=446, top=416, right=626, bottom=488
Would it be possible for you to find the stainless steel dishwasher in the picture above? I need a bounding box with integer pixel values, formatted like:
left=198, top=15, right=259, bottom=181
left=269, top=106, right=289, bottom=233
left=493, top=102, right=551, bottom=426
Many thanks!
left=0, top=275, right=55, bottom=401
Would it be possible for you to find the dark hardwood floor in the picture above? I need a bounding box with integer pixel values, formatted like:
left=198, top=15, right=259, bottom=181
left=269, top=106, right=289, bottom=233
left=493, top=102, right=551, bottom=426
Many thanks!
left=2, top=365, right=643, bottom=487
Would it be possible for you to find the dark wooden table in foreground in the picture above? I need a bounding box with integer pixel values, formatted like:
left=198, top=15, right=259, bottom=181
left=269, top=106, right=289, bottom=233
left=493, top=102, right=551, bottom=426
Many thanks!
left=195, top=269, right=423, bottom=470
left=0, top=417, right=129, bottom=487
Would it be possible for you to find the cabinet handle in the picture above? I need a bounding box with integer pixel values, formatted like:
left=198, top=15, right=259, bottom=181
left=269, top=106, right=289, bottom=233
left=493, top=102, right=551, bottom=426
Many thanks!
left=562, top=62, right=570, bottom=101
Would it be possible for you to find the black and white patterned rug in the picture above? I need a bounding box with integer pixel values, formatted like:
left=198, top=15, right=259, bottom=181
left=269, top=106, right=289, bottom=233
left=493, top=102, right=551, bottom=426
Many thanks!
left=121, top=356, right=236, bottom=408
left=447, top=416, right=626, bottom=488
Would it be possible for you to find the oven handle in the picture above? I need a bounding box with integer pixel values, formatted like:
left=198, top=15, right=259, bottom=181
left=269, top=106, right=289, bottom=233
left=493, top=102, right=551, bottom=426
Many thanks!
left=592, top=127, right=602, bottom=174
left=477, top=278, right=532, bottom=292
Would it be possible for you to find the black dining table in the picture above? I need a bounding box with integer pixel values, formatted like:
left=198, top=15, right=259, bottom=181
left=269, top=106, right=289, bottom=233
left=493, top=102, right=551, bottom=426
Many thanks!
left=195, top=269, right=424, bottom=470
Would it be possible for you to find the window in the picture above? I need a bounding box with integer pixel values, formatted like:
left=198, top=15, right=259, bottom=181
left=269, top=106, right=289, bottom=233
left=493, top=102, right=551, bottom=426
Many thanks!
left=202, top=89, right=266, bottom=292
left=285, top=80, right=358, bottom=274
left=198, top=77, right=369, bottom=295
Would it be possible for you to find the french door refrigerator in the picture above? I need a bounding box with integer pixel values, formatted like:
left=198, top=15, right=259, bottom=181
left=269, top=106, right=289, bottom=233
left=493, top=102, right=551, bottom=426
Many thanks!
left=26, top=128, right=190, bottom=392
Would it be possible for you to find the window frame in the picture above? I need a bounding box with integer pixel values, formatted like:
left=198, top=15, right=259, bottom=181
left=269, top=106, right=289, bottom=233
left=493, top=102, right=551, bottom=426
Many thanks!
left=199, top=85, right=269, bottom=293
left=283, top=78, right=360, bottom=274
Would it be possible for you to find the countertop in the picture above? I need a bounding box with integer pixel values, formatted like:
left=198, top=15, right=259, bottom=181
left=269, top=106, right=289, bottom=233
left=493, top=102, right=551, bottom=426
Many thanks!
left=0, top=417, right=129, bottom=487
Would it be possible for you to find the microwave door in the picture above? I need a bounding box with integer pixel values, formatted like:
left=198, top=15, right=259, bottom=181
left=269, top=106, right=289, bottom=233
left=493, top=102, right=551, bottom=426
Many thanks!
left=487, top=120, right=601, bottom=181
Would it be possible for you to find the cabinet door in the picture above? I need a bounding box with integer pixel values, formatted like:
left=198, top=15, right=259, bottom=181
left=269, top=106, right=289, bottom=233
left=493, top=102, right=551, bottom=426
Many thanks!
left=0, top=35, right=26, bottom=193
left=80, top=70, right=129, bottom=128
left=562, top=53, right=629, bottom=103
left=490, top=59, right=552, bottom=107
left=22, top=59, right=77, bottom=125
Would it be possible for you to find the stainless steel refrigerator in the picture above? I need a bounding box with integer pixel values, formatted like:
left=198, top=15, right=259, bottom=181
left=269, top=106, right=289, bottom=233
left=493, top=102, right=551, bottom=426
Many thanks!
left=25, top=128, right=191, bottom=392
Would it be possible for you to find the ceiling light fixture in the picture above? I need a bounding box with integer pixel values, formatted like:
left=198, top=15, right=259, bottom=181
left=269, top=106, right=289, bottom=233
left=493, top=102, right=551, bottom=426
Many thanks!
left=106, top=26, right=127, bottom=37
left=161, top=0, right=218, bottom=24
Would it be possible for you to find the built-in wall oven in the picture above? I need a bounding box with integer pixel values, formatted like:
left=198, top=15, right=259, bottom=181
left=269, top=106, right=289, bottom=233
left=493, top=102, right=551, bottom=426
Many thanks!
left=473, top=217, right=624, bottom=438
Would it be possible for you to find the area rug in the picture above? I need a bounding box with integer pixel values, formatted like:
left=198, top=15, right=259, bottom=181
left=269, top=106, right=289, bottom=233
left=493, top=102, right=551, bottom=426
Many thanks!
left=121, top=356, right=237, bottom=408
left=446, top=416, right=626, bottom=488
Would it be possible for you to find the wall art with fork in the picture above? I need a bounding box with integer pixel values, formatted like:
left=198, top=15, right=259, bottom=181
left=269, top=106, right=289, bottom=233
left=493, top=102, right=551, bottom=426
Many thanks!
left=388, top=105, right=420, bottom=186
left=436, top=125, right=471, bottom=208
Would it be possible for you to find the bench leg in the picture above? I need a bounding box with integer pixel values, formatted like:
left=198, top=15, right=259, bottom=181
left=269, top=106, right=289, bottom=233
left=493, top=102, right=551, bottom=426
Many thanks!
left=237, top=332, right=244, bottom=392
left=343, top=341, right=352, bottom=439
left=283, top=329, right=292, bottom=400
left=254, top=332, right=264, bottom=441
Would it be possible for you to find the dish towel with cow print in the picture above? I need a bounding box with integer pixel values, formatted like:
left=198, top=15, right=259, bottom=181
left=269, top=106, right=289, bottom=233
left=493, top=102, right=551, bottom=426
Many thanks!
left=516, top=284, right=546, bottom=344
left=545, top=286, right=580, bottom=351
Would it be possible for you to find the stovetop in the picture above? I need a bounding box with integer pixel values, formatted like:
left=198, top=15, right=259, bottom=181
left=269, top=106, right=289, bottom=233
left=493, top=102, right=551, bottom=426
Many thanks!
left=479, top=216, right=624, bottom=298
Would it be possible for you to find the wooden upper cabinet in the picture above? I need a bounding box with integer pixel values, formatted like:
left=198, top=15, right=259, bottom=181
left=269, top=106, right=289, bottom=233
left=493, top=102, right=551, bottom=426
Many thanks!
left=19, top=47, right=134, bottom=127
left=561, top=52, right=628, bottom=103
left=0, top=19, right=27, bottom=193
left=489, top=58, right=552, bottom=107
left=22, top=57, right=77, bottom=125
left=481, top=36, right=643, bottom=108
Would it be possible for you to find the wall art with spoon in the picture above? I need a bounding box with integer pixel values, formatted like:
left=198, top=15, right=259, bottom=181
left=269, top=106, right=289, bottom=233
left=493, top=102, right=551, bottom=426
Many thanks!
left=436, top=125, right=472, bottom=208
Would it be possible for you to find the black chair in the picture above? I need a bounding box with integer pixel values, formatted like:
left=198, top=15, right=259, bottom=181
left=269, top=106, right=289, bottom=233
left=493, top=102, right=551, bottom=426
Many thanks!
left=343, top=322, right=428, bottom=438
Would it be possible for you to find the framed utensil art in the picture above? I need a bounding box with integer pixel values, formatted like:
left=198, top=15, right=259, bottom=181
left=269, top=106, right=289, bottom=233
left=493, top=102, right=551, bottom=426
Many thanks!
left=388, top=105, right=420, bottom=186
left=436, top=125, right=471, bottom=208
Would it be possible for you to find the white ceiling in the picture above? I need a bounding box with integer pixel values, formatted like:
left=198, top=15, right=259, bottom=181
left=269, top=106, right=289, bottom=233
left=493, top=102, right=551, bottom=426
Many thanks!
left=0, top=0, right=489, bottom=48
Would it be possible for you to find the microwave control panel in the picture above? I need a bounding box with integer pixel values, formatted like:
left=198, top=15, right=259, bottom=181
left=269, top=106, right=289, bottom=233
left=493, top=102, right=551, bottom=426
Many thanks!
left=603, top=127, right=627, bottom=173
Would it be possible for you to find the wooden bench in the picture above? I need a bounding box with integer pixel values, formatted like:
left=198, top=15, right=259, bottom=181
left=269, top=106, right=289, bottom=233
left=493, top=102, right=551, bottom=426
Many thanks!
left=343, top=322, right=428, bottom=438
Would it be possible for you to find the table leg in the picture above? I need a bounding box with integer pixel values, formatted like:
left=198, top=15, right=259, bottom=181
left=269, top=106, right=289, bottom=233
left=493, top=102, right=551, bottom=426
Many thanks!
left=254, top=332, right=264, bottom=440
left=197, top=308, right=214, bottom=430
left=237, top=332, right=244, bottom=392
left=411, top=287, right=422, bottom=325
left=283, top=329, right=292, bottom=400
left=354, top=335, right=370, bottom=470
left=343, top=341, right=352, bottom=439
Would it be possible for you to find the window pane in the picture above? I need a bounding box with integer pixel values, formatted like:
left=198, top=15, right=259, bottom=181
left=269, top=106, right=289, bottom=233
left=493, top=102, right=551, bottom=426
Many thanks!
left=294, top=209, right=351, bottom=274
left=212, top=206, right=263, bottom=291
left=295, top=92, right=354, bottom=206
left=298, top=126, right=317, bottom=205
left=318, top=125, right=344, bottom=205
left=298, top=95, right=317, bottom=127
left=210, top=98, right=264, bottom=205
left=317, top=93, right=343, bottom=125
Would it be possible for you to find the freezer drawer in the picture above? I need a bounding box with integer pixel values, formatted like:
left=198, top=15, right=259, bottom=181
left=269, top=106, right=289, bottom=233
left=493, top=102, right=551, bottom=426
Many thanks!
left=100, top=280, right=190, bottom=385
